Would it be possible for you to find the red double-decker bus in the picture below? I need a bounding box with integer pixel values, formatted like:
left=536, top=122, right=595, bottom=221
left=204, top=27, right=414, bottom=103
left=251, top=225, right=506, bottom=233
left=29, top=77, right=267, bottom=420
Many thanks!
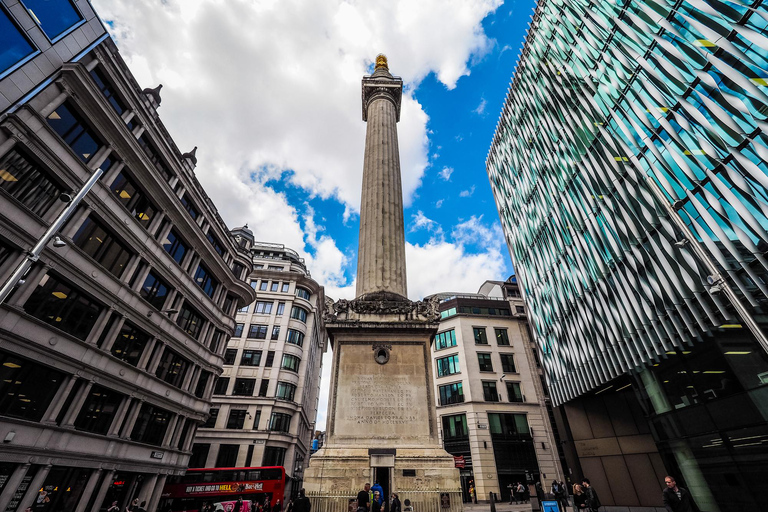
left=160, top=467, right=286, bottom=512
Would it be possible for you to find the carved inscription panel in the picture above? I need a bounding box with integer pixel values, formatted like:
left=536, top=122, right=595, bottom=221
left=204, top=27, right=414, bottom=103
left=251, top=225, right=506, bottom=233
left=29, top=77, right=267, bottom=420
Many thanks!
left=334, top=343, right=431, bottom=441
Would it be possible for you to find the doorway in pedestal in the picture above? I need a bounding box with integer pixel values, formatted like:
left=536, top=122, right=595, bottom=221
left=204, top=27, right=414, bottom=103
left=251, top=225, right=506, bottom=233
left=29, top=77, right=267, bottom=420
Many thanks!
left=373, top=467, right=391, bottom=512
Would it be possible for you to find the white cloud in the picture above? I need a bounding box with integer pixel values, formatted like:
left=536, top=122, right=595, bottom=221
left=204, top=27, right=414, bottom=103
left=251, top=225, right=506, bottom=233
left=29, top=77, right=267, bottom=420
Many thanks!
left=459, top=185, right=476, bottom=197
left=435, top=199, right=444, bottom=208
left=439, top=166, right=454, bottom=181
left=473, top=97, right=487, bottom=115
left=409, top=210, right=444, bottom=239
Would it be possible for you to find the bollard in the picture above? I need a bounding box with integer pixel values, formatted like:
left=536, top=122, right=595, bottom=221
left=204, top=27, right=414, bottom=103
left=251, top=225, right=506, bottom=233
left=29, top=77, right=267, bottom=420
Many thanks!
left=489, top=492, right=496, bottom=512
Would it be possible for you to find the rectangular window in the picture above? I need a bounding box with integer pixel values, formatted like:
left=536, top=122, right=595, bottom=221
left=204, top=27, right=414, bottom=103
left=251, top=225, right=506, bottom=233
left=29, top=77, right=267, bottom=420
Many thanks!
left=259, top=281, right=268, bottom=291
left=275, top=382, right=296, bottom=401
left=233, top=323, right=244, bottom=337
left=258, top=379, right=269, bottom=397
left=436, top=354, right=460, bottom=377
left=24, top=273, right=102, bottom=341
left=215, top=444, right=239, bottom=468
left=0, top=9, right=34, bottom=74
left=25, top=0, right=83, bottom=39
left=194, top=371, right=211, bottom=399
left=189, top=444, right=210, bottom=468
left=74, top=384, right=123, bottom=434
left=281, top=354, right=300, bottom=372
left=162, top=229, right=189, bottom=265
left=270, top=282, right=279, bottom=292
left=438, top=382, right=464, bottom=406
left=281, top=283, right=290, bottom=293
left=264, top=351, right=274, bottom=367
left=515, top=306, right=525, bottom=314
left=271, top=326, right=280, bottom=340
left=213, top=377, right=229, bottom=395
left=226, top=409, right=247, bottom=429
left=262, top=446, right=286, bottom=467
left=247, top=324, right=268, bottom=339
left=237, top=304, right=249, bottom=313
left=206, top=231, right=225, bottom=257
left=295, top=287, right=311, bottom=300
left=130, top=403, right=171, bottom=446
left=240, top=350, right=262, bottom=366
left=0, top=149, right=64, bottom=217
left=495, top=328, right=510, bottom=346
left=268, top=412, right=291, bottom=432
left=0, top=350, right=65, bottom=421
left=477, top=353, right=493, bottom=372
left=441, top=414, right=468, bottom=439
left=500, top=353, right=517, bottom=373
left=89, top=66, right=126, bottom=115
left=473, top=327, right=488, bottom=344
left=176, top=304, right=204, bottom=339
left=276, top=302, right=285, bottom=315
left=155, top=348, right=190, bottom=388
left=267, top=265, right=283, bottom=272
left=286, top=329, right=304, bottom=347
left=506, top=382, right=524, bottom=403
left=254, top=301, right=273, bottom=314
left=180, top=194, right=199, bottom=220
left=223, top=349, right=237, bottom=365
left=210, top=329, right=226, bottom=353
left=231, top=262, right=245, bottom=279
left=223, top=295, right=235, bottom=315
left=232, top=378, right=256, bottom=396
left=110, top=322, right=150, bottom=366
left=109, top=168, right=157, bottom=228
left=488, top=413, right=530, bottom=437
left=193, top=264, right=218, bottom=298
left=252, top=410, right=261, bottom=430
left=434, top=329, right=456, bottom=350
left=137, top=134, right=172, bottom=181
left=249, top=280, right=258, bottom=290
left=482, top=381, right=499, bottom=402
left=47, top=101, right=102, bottom=162
left=202, top=408, right=218, bottom=428
left=72, top=216, right=133, bottom=278
left=290, top=306, right=308, bottom=323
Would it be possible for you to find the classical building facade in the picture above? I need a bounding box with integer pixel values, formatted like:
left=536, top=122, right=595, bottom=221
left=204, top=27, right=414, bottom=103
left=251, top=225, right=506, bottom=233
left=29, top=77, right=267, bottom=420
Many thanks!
left=487, top=1, right=768, bottom=510
left=428, top=278, right=564, bottom=503
left=0, top=1, right=255, bottom=511
left=192, top=240, right=326, bottom=497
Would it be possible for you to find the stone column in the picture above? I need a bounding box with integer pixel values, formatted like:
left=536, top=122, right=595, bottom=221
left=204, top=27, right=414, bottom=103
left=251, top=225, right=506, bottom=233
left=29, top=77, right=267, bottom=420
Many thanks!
left=17, top=465, right=52, bottom=512
left=89, top=470, right=115, bottom=512
left=42, top=375, right=79, bottom=424
left=101, top=315, right=127, bottom=352
left=356, top=58, right=407, bottom=299
left=61, top=380, right=94, bottom=427
left=108, top=397, right=133, bottom=436
left=121, top=400, right=145, bottom=439
left=8, top=264, right=50, bottom=307
left=74, top=469, right=103, bottom=512
left=147, top=475, right=167, bottom=512
left=0, top=463, right=31, bottom=512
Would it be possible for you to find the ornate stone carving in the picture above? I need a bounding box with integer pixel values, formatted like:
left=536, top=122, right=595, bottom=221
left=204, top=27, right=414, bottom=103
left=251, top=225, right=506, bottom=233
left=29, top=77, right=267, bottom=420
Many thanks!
left=322, top=295, right=441, bottom=323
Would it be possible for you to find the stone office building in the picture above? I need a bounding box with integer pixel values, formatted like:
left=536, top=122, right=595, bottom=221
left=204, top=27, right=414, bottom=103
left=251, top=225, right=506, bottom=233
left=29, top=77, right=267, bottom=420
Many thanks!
left=192, top=239, right=326, bottom=497
left=428, top=277, right=564, bottom=502
left=0, top=1, right=256, bottom=511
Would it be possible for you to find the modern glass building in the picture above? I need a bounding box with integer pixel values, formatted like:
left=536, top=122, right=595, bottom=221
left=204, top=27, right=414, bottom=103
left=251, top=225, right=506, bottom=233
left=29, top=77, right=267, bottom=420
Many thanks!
left=487, top=1, right=768, bottom=511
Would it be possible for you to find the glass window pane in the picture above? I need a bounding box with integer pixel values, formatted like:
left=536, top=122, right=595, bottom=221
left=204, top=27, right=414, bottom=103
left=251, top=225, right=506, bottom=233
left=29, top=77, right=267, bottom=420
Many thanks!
left=24, top=0, right=83, bottom=39
left=0, top=8, right=35, bottom=74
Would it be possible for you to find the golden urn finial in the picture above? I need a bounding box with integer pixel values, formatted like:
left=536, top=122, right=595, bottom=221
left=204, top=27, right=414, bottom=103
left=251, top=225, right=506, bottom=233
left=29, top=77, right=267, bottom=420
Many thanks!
left=375, top=54, right=388, bottom=70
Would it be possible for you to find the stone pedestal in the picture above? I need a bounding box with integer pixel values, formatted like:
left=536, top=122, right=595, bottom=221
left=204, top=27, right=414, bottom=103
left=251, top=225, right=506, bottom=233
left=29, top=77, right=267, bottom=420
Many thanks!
left=304, top=295, right=462, bottom=512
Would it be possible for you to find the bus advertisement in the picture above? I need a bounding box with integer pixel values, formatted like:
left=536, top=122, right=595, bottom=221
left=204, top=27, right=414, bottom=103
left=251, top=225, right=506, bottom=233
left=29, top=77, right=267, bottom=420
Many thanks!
left=160, top=467, right=286, bottom=512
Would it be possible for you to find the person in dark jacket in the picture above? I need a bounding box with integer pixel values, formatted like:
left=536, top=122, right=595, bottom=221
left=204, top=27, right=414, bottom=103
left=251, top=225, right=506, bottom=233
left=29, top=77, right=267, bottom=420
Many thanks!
left=371, top=492, right=381, bottom=512
left=572, top=485, right=587, bottom=510
left=581, top=479, right=600, bottom=512
left=663, top=476, right=696, bottom=512
left=390, top=494, right=401, bottom=512
left=293, top=489, right=311, bottom=512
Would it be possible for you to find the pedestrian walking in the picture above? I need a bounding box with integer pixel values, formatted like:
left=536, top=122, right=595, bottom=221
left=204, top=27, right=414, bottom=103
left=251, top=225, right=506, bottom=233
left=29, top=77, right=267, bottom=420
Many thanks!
left=555, top=480, right=568, bottom=512
left=357, top=483, right=371, bottom=512
left=662, top=476, right=696, bottom=512
left=507, top=483, right=517, bottom=504
left=581, top=479, right=600, bottom=512
left=573, top=485, right=587, bottom=510
left=390, top=494, right=401, bottom=512
left=294, top=489, right=311, bottom=512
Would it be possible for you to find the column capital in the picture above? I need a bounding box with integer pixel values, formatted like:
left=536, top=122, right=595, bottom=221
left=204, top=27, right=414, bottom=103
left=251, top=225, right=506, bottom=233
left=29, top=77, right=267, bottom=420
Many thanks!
left=362, top=73, right=403, bottom=122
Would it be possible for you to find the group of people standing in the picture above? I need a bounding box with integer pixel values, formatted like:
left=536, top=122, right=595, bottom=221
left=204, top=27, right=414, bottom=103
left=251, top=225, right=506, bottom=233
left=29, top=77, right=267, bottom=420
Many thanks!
left=355, top=483, right=406, bottom=512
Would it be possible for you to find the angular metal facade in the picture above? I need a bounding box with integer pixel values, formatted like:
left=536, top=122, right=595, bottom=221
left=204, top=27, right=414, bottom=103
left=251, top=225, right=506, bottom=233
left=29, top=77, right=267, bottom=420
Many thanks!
left=487, top=0, right=768, bottom=405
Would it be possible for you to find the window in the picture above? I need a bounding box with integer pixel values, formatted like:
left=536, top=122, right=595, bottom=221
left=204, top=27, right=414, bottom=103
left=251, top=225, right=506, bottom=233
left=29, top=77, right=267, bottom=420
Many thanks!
left=231, top=262, right=245, bottom=279
left=438, top=382, right=464, bottom=406
left=233, top=323, right=244, bottom=337
left=223, top=349, right=237, bottom=365
left=435, top=329, right=456, bottom=350
left=458, top=306, right=511, bottom=316
left=436, top=354, right=460, bottom=377
left=478, top=353, right=493, bottom=372
left=155, top=348, right=190, bottom=388
left=482, top=381, right=499, bottom=402
left=47, top=101, right=102, bottom=162
left=189, top=444, right=210, bottom=468
left=24, top=273, right=101, bottom=341
left=254, top=301, right=273, bottom=314
left=0, top=149, right=64, bottom=217
left=130, top=403, right=171, bottom=446
left=180, top=194, right=199, bottom=220
left=296, top=287, right=311, bottom=300
left=207, top=231, right=225, bottom=257
left=286, top=329, right=304, bottom=347
left=275, top=382, right=296, bottom=401
left=226, top=409, right=247, bottom=429
left=223, top=295, right=235, bottom=315
left=270, top=282, right=279, bottom=292
left=89, top=66, right=126, bottom=115
left=177, top=304, right=204, bottom=339
left=202, top=408, right=218, bottom=428
left=281, top=283, right=290, bottom=293
left=162, top=229, right=188, bottom=265
left=109, top=169, right=157, bottom=228
left=500, top=353, right=517, bottom=373
left=506, top=382, right=524, bottom=402
left=515, top=306, right=525, bottom=314
left=237, top=304, right=249, bottom=313
left=268, top=412, right=291, bottom=432
left=249, top=281, right=258, bottom=290
left=137, top=134, right=172, bottom=181
left=24, top=0, right=82, bottom=39
left=259, top=281, right=268, bottom=291
left=495, top=328, right=510, bottom=346
left=247, top=324, right=268, bottom=339
left=74, top=385, right=123, bottom=434
left=268, top=265, right=283, bottom=271
left=258, top=379, right=269, bottom=396
left=473, top=327, right=488, bottom=345
left=210, top=329, right=226, bottom=353
left=252, top=410, right=261, bottom=430
left=213, top=377, right=229, bottom=395
left=262, top=446, right=286, bottom=467
left=72, top=216, right=133, bottom=277
left=488, top=413, right=530, bottom=437
left=0, top=350, right=65, bottom=421
left=216, top=444, right=239, bottom=468
left=265, top=351, right=274, bottom=367
left=440, top=307, right=457, bottom=319
left=281, top=354, right=300, bottom=372
left=195, top=371, right=211, bottom=398
left=271, top=326, right=280, bottom=340
left=110, top=322, right=150, bottom=366
left=194, top=264, right=218, bottom=298
left=232, top=378, right=256, bottom=396
left=276, top=302, right=285, bottom=315
left=290, top=306, right=308, bottom=323
left=241, top=350, right=262, bottom=366
left=441, top=414, right=468, bottom=439
left=0, top=9, right=34, bottom=74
